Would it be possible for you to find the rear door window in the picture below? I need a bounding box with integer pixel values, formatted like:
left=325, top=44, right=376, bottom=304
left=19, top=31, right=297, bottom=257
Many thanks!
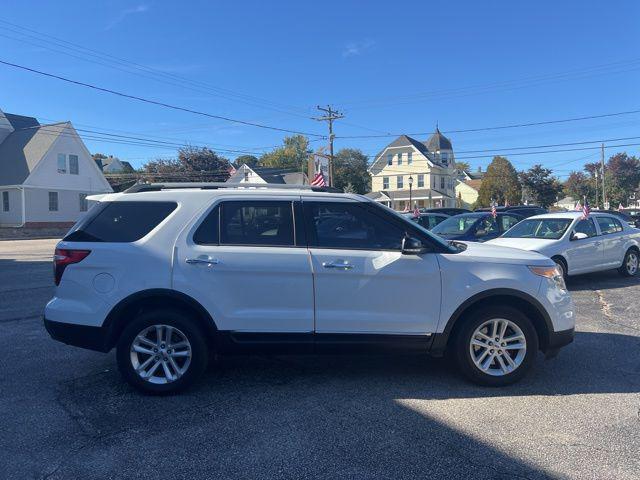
left=220, top=201, right=294, bottom=246
left=596, top=216, right=623, bottom=235
left=63, top=201, right=177, bottom=242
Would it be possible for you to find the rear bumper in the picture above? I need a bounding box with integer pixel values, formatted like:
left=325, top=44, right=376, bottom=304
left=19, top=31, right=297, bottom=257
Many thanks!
left=44, top=317, right=110, bottom=352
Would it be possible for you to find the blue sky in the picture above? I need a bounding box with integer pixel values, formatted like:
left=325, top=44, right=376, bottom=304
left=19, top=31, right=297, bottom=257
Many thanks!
left=1, top=0, right=639, bottom=178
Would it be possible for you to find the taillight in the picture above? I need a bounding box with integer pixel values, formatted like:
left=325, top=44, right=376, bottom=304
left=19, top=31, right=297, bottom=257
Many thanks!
left=53, top=248, right=91, bottom=286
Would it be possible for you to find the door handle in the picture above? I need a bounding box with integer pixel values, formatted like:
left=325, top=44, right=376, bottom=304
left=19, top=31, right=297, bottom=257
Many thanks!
left=186, top=257, right=220, bottom=266
left=322, top=260, right=354, bottom=270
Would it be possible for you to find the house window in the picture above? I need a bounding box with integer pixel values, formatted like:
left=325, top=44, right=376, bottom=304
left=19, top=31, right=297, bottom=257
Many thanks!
left=48, top=192, right=58, bottom=211
left=432, top=176, right=436, bottom=188
left=387, top=154, right=393, bottom=166
left=2, top=191, right=8, bottom=212
left=397, top=153, right=403, bottom=166
left=69, top=155, right=79, bottom=175
left=417, top=174, right=424, bottom=188
left=382, top=176, right=389, bottom=189
left=244, top=171, right=250, bottom=182
left=397, top=176, right=404, bottom=189
left=57, top=154, right=66, bottom=173
left=441, top=152, right=449, bottom=165
left=441, top=177, right=445, bottom=189
left=79, top=193, right=88, bottom=212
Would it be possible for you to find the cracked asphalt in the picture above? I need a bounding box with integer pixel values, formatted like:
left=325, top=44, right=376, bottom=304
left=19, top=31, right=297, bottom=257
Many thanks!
left=1, top=239, right=639, bottom=479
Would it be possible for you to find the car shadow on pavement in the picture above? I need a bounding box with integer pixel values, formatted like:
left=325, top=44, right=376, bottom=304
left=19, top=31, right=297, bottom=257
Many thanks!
left=566, top=269, right=640, bottom=291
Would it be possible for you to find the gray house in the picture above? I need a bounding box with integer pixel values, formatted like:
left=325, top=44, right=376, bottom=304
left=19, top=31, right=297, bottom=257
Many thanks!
left=0, top=109, right=112, bottom=228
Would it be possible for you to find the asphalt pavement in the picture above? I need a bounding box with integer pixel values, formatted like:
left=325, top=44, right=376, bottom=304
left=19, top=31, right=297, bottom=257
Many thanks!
left=1, top=239, right=639, bottom=479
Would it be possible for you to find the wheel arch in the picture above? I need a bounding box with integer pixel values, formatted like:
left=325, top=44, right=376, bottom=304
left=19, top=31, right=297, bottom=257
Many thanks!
left=429, top=289, right=553, bottom=356
left=551, top=254, right=568, bottom=275
left=103, top=289, right=217, bottom=351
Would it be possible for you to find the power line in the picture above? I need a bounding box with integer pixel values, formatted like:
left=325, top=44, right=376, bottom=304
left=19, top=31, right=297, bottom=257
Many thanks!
left=0, top=19, right=314, bottom=119
left=335, top=109, right=640, bottom=139
left=0, top=59, right=326, bottom=138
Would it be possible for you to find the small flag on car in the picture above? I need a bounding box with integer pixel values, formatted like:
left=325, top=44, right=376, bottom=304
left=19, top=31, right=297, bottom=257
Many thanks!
left=311, top=171, right=326, bottom=187
left=413, top=206, right=420, bottom=218
left=491, top=203, right=497, bottom=218
left=574, top=201, right=582, bottom=211
left=581, top=199, right=591, bottom=219
left=618, top=203, right=624, bottom=212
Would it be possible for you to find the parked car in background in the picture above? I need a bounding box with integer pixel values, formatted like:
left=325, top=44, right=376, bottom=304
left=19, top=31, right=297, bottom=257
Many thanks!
left=488, top=212, right=640, bottom=278
left=44, top=183, right=574, bottom=393
left=423, top=207, right=470, bottom=216
left=401, top=212, right=449, bottom=230
left=596, top=209, right=637, bottom=228
left=431, top=212, right=523, bottom=242
left=623, top=208, right=640, bottom=228
left=476, top=205, right=547, bottom=218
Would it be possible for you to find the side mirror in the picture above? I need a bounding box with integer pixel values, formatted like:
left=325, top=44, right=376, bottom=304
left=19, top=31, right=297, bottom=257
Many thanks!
left=402, top=236, right=427, bottom=255
left=570, top=231, right=588, bottom=241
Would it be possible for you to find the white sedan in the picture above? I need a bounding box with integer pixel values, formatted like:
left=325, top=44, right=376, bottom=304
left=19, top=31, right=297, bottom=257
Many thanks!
left=488, top=211, right=640, bottom=277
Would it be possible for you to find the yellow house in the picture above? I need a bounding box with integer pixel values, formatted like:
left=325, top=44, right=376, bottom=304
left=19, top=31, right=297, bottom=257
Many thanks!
left=366, top=129, right=457, bottom=210
left=455, top=179, right=482, bottom=208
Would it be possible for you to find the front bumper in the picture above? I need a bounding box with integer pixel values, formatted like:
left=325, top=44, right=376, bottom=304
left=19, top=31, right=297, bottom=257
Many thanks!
left=44, top=317, right=110, bottom=352
left=544, top=326, right=574, bottom=358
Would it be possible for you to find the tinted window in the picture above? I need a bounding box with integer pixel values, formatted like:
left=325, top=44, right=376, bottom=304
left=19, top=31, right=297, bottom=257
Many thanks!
left=502, top=218, right=572, bottom=239
left=500, top=214, right=521, bottom=231
left=475, top=216, right=499, bottom=237
left=63, top=201, right=177, bottom=242
left=220, top=201, right=294, bottom=246
left=193, top=206, right=220, bottom=245
left=432, top=215, right=481, bottom=235
left=573, top=218, right=597, bottom=238
left=596, top=216, right=623, bottom=235
left=306, top=202, right=405, bottom=250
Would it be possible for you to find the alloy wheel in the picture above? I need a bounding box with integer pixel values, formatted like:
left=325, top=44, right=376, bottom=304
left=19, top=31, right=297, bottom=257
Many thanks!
left=130, top=324, right=192, bottom=384
left=469, top=318, right=527, bottom=376
left=626, top=252, right=638, bottom=275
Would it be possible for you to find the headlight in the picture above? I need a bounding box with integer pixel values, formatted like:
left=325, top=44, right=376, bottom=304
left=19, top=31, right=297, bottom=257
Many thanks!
left=529, top=265, right=567, bottom=291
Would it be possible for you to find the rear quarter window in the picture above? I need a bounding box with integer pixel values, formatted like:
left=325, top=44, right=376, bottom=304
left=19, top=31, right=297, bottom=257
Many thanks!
left=63, top=201, right=177, bottom=242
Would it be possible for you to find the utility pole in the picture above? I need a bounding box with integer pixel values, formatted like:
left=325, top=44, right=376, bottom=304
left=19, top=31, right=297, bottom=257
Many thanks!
left=313, top=105, right=343, bottom=187
left=601, top=143, right=606, bottom=208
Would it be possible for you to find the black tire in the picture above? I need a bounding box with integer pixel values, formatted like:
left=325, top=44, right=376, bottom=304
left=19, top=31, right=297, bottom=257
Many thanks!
left=116, top=308, right=209, bottom=395
left=618, top=248, right=639, bottom=277
left=552, top=256, right=568, bottom=280
left=453, top=306, right=539, bottom=387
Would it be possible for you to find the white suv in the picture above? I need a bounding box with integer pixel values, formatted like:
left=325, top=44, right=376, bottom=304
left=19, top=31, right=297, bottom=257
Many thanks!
left=44, top=184, right=575, bottom=394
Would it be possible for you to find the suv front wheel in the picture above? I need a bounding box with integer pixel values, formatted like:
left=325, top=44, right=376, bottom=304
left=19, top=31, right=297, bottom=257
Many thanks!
left=454, top=306, right=538, bottom=386
left=116, top=309, right=209, bottom=394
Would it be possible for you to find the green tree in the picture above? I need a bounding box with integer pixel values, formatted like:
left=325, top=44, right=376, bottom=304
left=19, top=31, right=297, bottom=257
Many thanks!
left=454, top=160, right=471, bottom=173
left=233, top=154, right=259, bottom=168
left=333, top=148, right=371, bottom=194
left=518, top=164, right=563, bottom=207
left=260, top=135, right=310, bottom=169
left=142, top=146, right=231, bottom=182
left=476, top=156, right=521, bottom=207
left=563, top=171, right=594, bottom=204
left=605, top=153, right=640, bottom=207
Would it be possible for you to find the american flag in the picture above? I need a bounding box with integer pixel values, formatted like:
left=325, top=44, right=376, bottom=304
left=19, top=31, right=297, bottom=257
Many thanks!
left=413, top=206, right=420, bottom=218
left=491, top=203, right=497, bottom=218
left=581, top=199, right=591, bottom=219
left=574, top=201, right=582, bottom=211
left=618, top=203, right=624, bottom=212
left=311, top=171, right=326, bottom=187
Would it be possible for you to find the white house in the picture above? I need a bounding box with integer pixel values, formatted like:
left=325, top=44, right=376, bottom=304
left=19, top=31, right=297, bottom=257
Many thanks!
left=0, top=109, right=112, bottom=228
left=96, top=155, right=133, bottom=173
left=226, top=164, right=307, bottom=185
left=367, top=129, right=457, bottom=210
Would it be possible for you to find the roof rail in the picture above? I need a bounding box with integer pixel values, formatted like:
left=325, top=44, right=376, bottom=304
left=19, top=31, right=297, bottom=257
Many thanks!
left=123, top=182, right=343, bottom=194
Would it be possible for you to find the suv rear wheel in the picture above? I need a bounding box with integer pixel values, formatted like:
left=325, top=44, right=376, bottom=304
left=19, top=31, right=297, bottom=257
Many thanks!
left=116, top=309, right=209, bottom=394
left=454, top=306, right=538, bottom=386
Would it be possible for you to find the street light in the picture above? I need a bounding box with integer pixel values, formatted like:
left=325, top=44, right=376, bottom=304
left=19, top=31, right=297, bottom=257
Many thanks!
left=408, top=175, right=414, bottom=210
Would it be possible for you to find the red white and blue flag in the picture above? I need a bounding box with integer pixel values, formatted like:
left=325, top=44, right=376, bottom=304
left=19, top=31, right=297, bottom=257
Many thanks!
left=574, top=201, right=582, bottom=211
left=311, top=171, right=326, bottom=187
left=581, top=199, right=591, bottom=219
left=413, top=206, right=420, bottom=218
left=618, top=203, right=624, bottom=212
left=491, top=203, right=497, bottom=218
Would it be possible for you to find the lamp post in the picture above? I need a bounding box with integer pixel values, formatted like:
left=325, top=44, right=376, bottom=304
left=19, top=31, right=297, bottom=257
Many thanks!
left=408, top=175, right=414, bottom=210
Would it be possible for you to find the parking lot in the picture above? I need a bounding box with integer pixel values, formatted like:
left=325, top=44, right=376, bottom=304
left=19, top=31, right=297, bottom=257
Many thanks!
left=1, top=238, right=639, bottom=479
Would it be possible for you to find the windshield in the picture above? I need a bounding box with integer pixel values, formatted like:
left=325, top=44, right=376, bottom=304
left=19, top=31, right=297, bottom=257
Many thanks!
left=501, top=218, right=571, bottom=239
left=431, top=214, right=481, bottom=235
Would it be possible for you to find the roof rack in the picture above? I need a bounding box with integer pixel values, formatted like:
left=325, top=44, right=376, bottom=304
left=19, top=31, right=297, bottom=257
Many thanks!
left=123, top=182, right=343, bottom=194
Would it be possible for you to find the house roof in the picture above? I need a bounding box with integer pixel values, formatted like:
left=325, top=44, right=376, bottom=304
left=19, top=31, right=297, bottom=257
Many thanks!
left=371, top=188, right=451, bottom=202
left=463, top=179, right=483, bottom=191
left=0, top=118, right=70, bottom=185
left=425, top=128, right=453, bottom=152
left=230, top=165, right=307, bottom=185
